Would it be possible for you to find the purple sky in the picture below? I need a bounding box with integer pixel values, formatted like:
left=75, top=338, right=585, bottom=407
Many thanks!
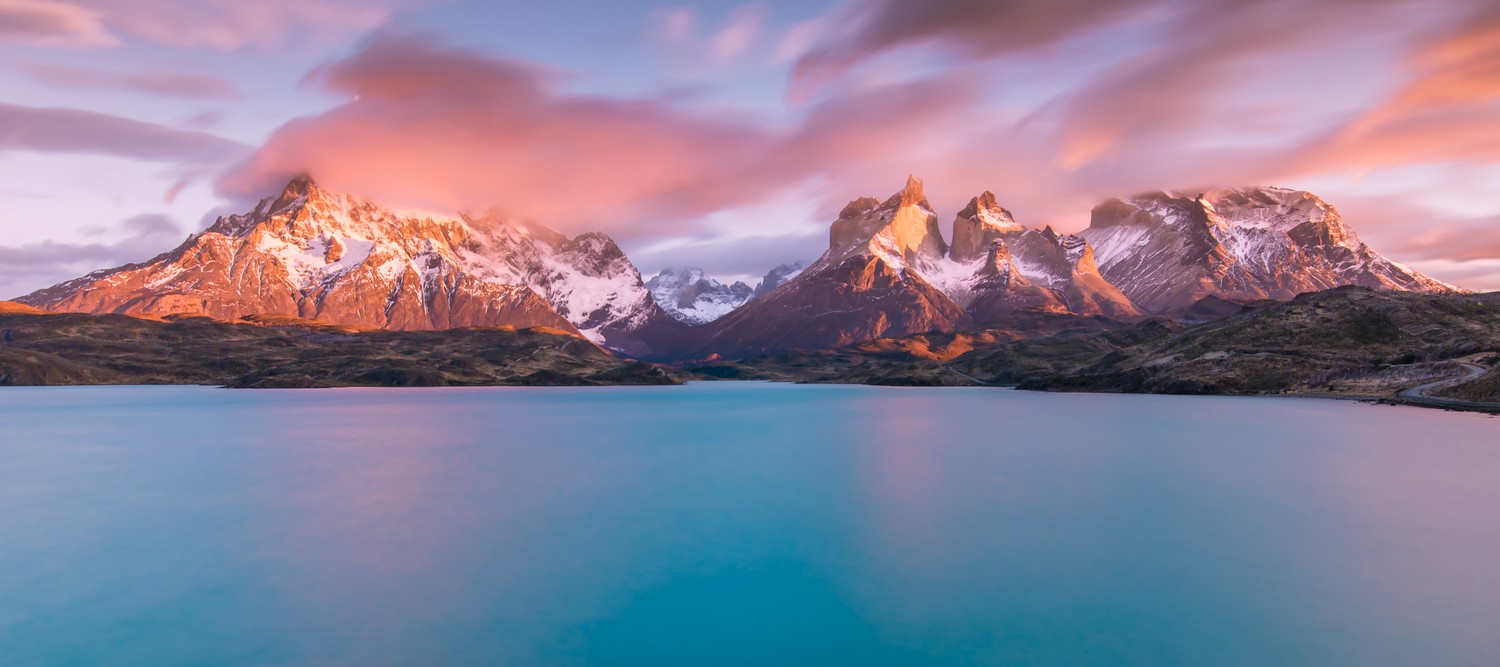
left=2, top=0, right=1499, bottom=296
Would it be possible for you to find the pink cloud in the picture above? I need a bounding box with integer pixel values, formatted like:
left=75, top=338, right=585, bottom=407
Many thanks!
left=1297, top=5, right=1500, bottom=175
left=220, top=33, right=789, bottom=237
left=649, top=3, right=769, bottom=68
left=0, top=0, right=422, bottom=50
left=0, top=101, right=247, bottom=163
left=102, top=0, right=417, bottom=50
left=1333, top=196, right=1500, bottom=265
left=709, top=4, right=765, bottom=61
left=218, top=33, right=1003, bottom=240
left=17, top=61, right=239, bottom=98
left=789, top=0, right=1153, bottom=97
left=784, top=0, right=1500, bottom=187
left=0, top=0, right=113, bottom=47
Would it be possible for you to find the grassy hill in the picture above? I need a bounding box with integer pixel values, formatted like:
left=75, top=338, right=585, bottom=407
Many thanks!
left=0, top=304, right=678, bottom=387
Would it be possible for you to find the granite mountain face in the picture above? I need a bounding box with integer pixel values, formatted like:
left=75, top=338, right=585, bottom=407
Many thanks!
left=17, top=178, right=685, bottom=357
left=1080, top=187, right=1456, bottom=314
left=685, top=177, right=1146, bottom=359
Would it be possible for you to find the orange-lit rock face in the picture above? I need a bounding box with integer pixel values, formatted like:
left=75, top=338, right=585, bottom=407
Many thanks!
left=0, top=301, right=45, bottom=315
left=20, top=178, right=573, bottom=333
left=828, top=176, right=948, bottom=272
left=854, top=331, right=1009, bottom=363
left=17, top=177, right=686, bottom=355
left=949, top=191, right=1023, bottom=264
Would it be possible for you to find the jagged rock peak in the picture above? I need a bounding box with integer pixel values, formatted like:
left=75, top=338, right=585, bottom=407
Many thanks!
left=957, top=191, right=1017, bottom=225
left=839, top=197, right=882, bottom=219
left=269, top=174, right=337, bottom=212
left=280, top=173, right=317, bottom=196
left=977, top=239, right=1013, bottom=278
left=829, top=176, right=948, bottom=271
left=882, top=175, right=930, bottom=210
left=950, top=190, right=1025, bottom=263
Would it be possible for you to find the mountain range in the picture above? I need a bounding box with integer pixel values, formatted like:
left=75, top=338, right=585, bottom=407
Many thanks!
left=16, top=176, right=1458, bottom=361
left=644, top=262, right=806, bottom=325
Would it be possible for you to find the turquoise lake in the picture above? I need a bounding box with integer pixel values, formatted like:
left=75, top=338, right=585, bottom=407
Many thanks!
left=0, top=383, right=1496, bottom=666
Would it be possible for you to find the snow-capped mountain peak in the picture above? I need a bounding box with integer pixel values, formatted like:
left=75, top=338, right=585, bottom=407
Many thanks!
left=1080, top=186, right=1458, bottom=314
left=20, top=177, right=683, bottom=355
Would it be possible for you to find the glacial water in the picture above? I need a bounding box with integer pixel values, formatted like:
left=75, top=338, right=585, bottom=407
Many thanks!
left=0, top=383, right=1496, bottom=666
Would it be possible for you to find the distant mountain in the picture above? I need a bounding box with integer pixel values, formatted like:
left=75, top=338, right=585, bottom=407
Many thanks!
left=18, top=178, right=686, bottom=357
left=645, top=268, right=754, bottom=324
left=750, top=262, right=807, bottom=299
left=1080, top=187, right=1457, bottom=314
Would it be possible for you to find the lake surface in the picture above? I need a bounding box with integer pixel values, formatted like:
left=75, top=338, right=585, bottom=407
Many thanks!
left=0, top=383, right=1496, bottom=666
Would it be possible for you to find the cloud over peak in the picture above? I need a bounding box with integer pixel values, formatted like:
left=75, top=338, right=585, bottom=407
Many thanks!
left=220, top=33, right=786, bottom=236
left=0, top=0, right=114, bottom=47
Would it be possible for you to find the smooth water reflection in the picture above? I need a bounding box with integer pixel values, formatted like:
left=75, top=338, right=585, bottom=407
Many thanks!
left=0, top=384, right=1496, bottom=666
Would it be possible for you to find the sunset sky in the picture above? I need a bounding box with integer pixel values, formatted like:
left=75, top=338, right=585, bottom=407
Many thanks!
left=2, top=0, right=1499, bottom=296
